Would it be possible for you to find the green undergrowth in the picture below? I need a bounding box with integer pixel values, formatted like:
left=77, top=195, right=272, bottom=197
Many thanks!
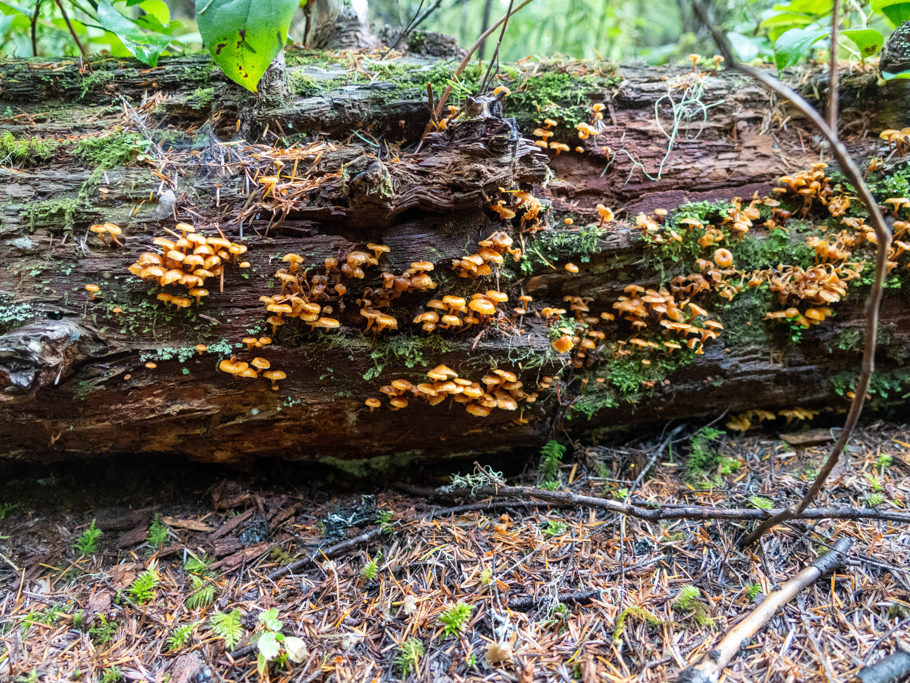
left=568, top=348, right=697, bottom=420
left=283, top=55, right=619, bottom=129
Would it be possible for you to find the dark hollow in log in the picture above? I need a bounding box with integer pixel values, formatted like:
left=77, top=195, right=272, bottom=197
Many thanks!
left=0, top=53, right=908, bottom=466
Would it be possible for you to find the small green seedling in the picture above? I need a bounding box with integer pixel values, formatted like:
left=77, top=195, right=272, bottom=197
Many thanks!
left=439, top=602, right=474, bottom=637
left=74, top=520, right=102, bottom=556
left=255, top=608, right=307, bottom=675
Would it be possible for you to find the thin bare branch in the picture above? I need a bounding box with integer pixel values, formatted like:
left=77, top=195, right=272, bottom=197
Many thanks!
left=693, top=0, right=893, bottom=548
left=828, top=0, right=840, bottom=131
left=438, top=485, right=910, bottom=525
left=678, top=538, right=852, bottom=682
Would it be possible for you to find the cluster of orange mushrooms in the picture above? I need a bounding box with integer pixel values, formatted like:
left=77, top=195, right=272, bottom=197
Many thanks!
left=629, top=162, right=910, bottom=331
left=879, top=127, right=910, bottom=155
left=452, top=230, right=522, bottom=277
left=364, top=364, right=537, bottom=418
left=547, top=284, right=724, bottom=368
left=726, top=406, right=819, bottom=432
left=218, top=337, right=286, bottom=389
left=127, top=222, right=247, bottom=309
left=531, top=103, right=607, bottom=157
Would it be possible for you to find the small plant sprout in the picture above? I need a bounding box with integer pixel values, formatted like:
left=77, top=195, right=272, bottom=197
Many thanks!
left=126, top=562, right=159, bottom=605
left=146, top=514, right=169, bottom=547
left=395, top=637, right=425, bottom=677
left=210, top=610, right=244, bottom=650
left=166, top=622, right=197, bottom=652
left=74, top=519, right=102, bottom=556
left=362, top=552, right=381, bottom=581
left=439, top=602, right=474, bottom=637
left=254, top=608, right=307, bottom=675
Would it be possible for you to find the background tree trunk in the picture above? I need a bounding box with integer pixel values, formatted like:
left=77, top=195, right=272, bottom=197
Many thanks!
left=0, top=53, right=907, bottom=468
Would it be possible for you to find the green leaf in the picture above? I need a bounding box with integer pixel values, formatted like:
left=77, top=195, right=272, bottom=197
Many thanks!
left=95, top=1, right=172, bottom=65
left=772, top=0, right=833, bottom=13
left=841, top=29, right=884, bottom=59
left=773, top=26, right=827, bottom=69
left=760, top=12, right=817, bottom=43
left=882, top=69, right=910, bottom=80
left=195, top=0, right=299, bottom=92
left=872, top=0, right=910, bottom=27
left=257, top=631, right=280, bottom=661
left=749, top=496, right=775, bottom=510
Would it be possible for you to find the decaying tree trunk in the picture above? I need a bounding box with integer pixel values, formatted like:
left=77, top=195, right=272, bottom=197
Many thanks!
left=0, top=52, right=907, bottom=467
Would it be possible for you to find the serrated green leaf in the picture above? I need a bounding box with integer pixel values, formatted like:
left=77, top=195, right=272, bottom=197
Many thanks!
left=95, top=1, right=172, bottom=66
left=872, top=0, right=910, bottom=27
left=195, top=0, right=299, bottom=92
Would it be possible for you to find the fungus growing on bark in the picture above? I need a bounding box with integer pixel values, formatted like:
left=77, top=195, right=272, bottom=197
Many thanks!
left=84, top=284, right=100, bottom=300
left=263, top=370, right=286, bottom=390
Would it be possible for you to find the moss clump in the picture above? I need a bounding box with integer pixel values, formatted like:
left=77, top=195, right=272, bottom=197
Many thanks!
left=569, top=348, right=697, bottom=420
left=506, top=65, right=620, bottom=128
left=612, top=606, right=663, bottom=642
left=671, top=585, right=714, bottom=627
left=520, top=224, right=604, bottom=275
left=364, top=334, right=452, bottom=381
left=0, top=131, right=60, bottom=164
left=72, top=130, right=150, bottom=169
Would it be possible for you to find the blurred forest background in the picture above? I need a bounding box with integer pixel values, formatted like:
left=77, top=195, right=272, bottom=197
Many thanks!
left=0, top=0, right=902, bottom=68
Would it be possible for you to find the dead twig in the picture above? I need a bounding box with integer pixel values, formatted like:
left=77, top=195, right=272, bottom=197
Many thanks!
left=455, top=485, right=910, bottom=524
left=267, top=527, right=382, bottom=580
left=694, top=0, right=893, bottom=547
left=855, top=648, right=910, bottom=683
left=677, top=538, right=852, bottom=682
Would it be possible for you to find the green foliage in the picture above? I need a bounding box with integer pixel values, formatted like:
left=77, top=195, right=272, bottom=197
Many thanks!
left=395, top=637, right=425, bottom=678
left=0, top=502, right=18, bottom=520
left=254, top=608, right=308, bottom=674
left=72, top=131, right=150, bottom=169
left=520, top=225, right=605, bottom=275
left=612, top=606, right=663, bottom=642
left=0, top=0, right=183, bottom=64
left=745, top=583, right=762, bottom=602
left=100, top=667, right=123, bottom=683
left=538, top=440, right=567, bottom=486
left=685, top=427, right=740, bottom=488
left=542, top=519, right=568, bottom=537
left=439, top=602, right=474, bottom=637
left=363, top=334, right=451, bottom=381
left=166, top=622, right=197, bottom=652
left=749, top=496, right=774, bottom=510
left=146, top=514, right=169, bottom=547
left=672, top=585, right=714, bottom=626
left=126, top=565, right=159, bottom=604
left=210, top=610, right=244, bottom=650
left=88, top=615, right=118, bottom=646
left=362, top=552, right=381, bottom=581
left=197, top=0, right=300, bottom=92
left=186, top=575, right=216, bottom=610
left=74, top=520, right=102, bottom=556
left=0, top=131, right=59, bottom=164
left=864, top=492, right=887, bottom=506
left=760, top=0, right=898, bottom=72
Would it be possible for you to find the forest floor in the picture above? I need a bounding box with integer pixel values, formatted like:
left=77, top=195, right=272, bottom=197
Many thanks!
left=0, top=421, right=908, bottom=683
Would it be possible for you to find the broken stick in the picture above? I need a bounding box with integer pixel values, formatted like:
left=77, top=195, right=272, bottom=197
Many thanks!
left=677, top=538, right=852, bottom=683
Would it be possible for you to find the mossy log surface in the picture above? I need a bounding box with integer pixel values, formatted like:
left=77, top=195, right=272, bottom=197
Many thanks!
left=0, top=53, right=908, bottom=467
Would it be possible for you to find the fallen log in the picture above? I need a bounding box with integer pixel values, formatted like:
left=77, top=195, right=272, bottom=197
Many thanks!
left=0, top=52, right=908, bottom=466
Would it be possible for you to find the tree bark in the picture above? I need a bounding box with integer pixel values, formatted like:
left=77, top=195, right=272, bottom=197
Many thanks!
left=0, top=54, right=907, bottom=467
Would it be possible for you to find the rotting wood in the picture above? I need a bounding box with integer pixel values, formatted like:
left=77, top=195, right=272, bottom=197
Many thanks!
left=0, top=53, right=908, bottom=465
